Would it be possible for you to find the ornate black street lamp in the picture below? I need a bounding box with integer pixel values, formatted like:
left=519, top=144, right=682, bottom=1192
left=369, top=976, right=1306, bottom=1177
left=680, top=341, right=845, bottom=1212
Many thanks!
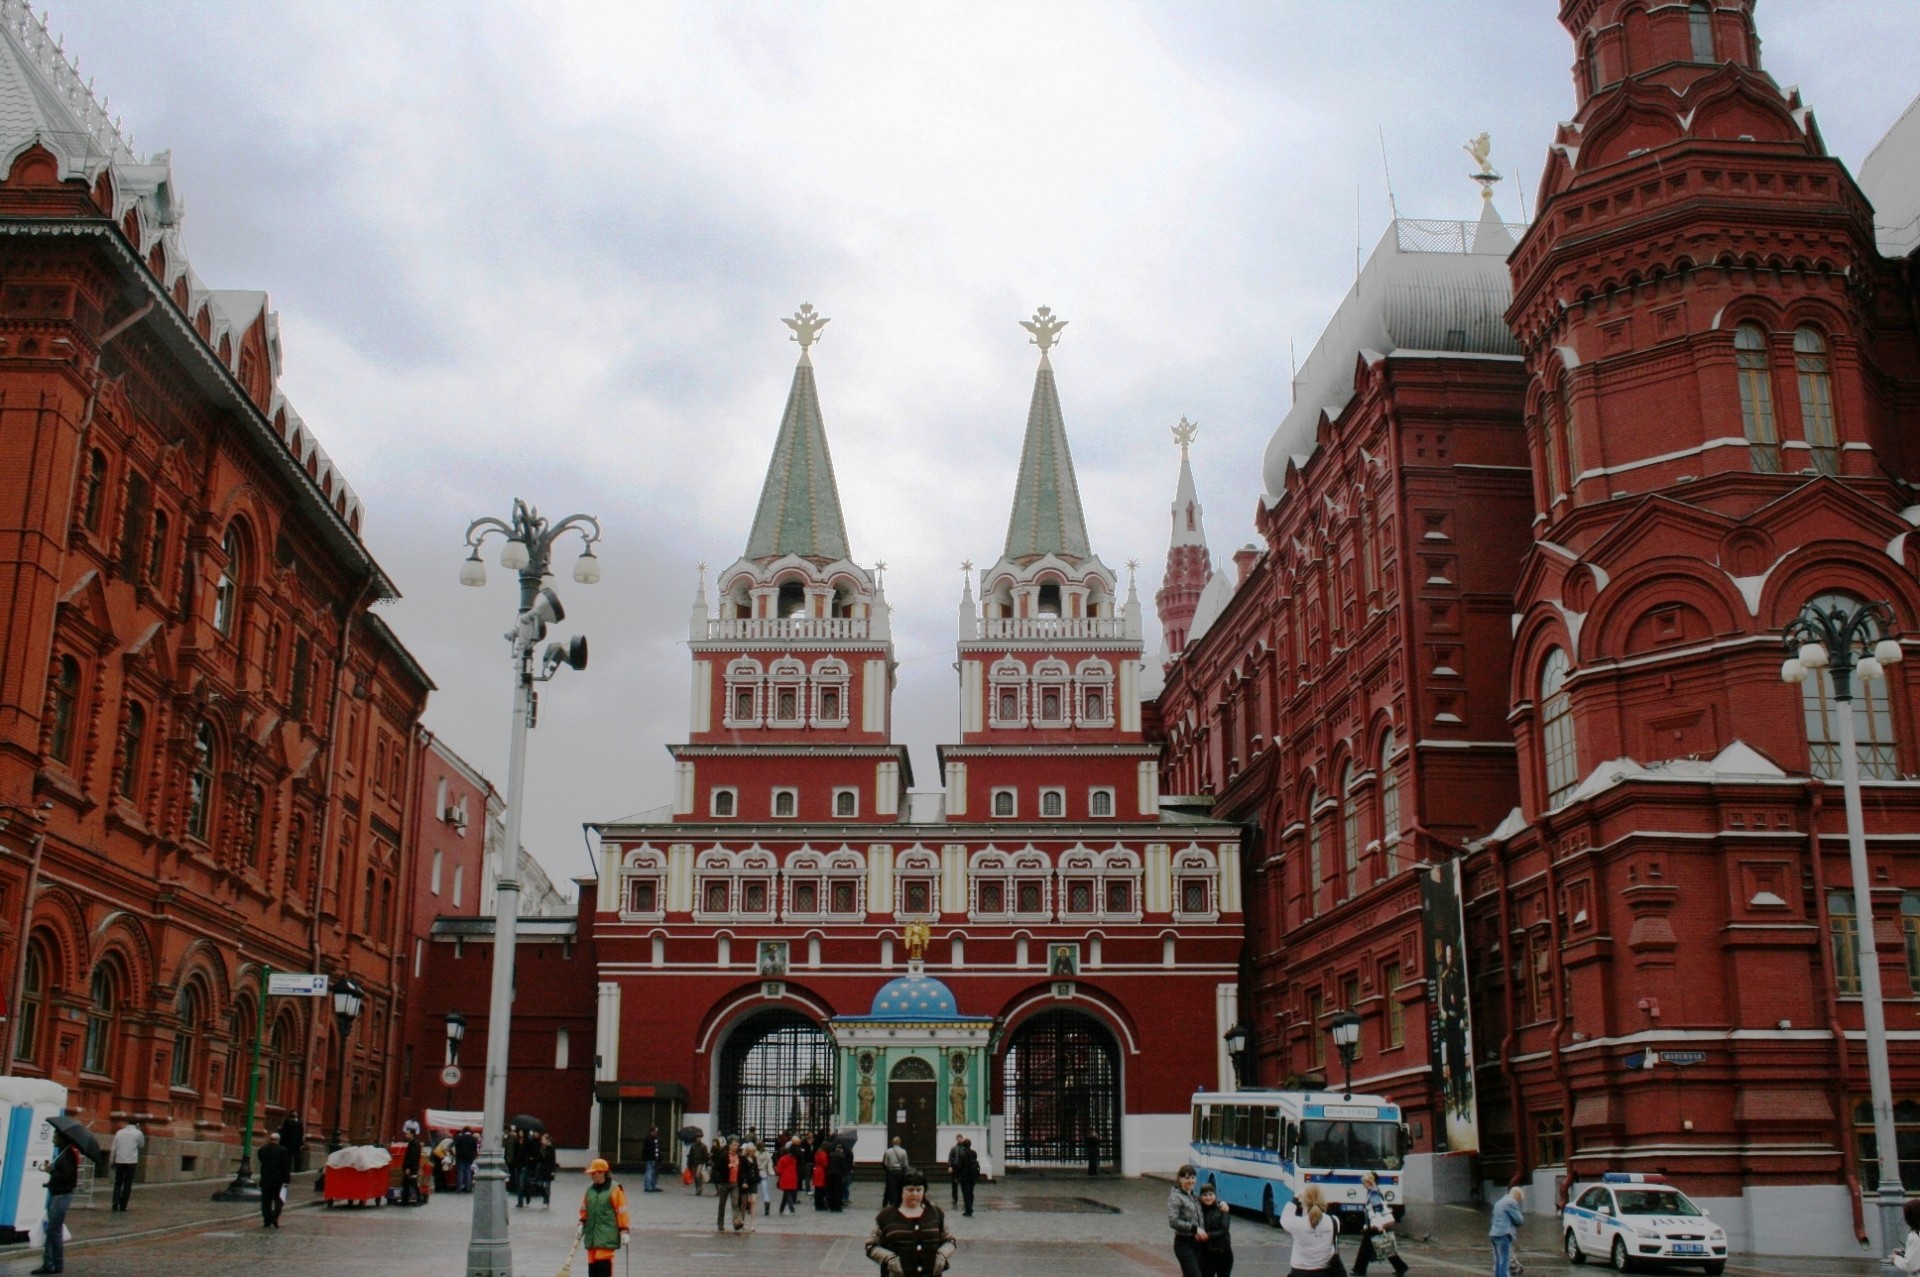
left=445, top=1009, right=467, bottom=1110
left=327, top=975, right=365, bottom=1152
left=1223, top=1022, right=1250, bottom=1089
left=1330, top=1010, right=1362, bottom=1099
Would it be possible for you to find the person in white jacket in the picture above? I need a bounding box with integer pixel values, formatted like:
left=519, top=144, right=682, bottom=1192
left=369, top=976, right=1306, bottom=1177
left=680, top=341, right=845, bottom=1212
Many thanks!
left=1281, top=1185, right=1342, bottom=1277
left=1891, top=1198, right=1920, bottom=1274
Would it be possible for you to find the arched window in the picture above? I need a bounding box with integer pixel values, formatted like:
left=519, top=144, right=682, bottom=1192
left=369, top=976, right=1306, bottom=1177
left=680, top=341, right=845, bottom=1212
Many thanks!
left=379, top=878, right=393, bottom=937
left=15, top=940, right=45, bottom=1065
left=1341, top=763, right=1361, bottom=899
left=1800, top=593, right=1900, bottom=780
left=172, top=984, right=202, bottom=1090
left=81, top=450, right=108, bottom=532
left=1583, top=37, right=1600, bottom=94
left=267, top=1013, right=297, bottom=1106
left=1795, top=327, right=1838, bottom=476
left=363, top=868, right=377, bottom=932
left=83, top=964, right=116, bottom=1075
left=287, top=815, right=306, bottom=893
left=49, top=656, right=80, bottom=765
left=1036, top=582, right=1062, bottom=617
left=1379, top=729, right=1401, bottom=848
left=1540, top=649, right=1579, bottom=808
left=1689, top=2, right=1715, bottom=61
left=1540, top=397, right=1566, bottom=504
left=776, top=581, right=805, bottom=618
left=117, top=702, right=146, bottom=799
left=1734, top=323, right=1780, bottom=472
left=290, top=635, right=312, bottom=718
left=1306, top=789, right=1323, bottom=914
left=245, top=783, right=266, bottom=870
left=213, top=528, right=242, bottom=636
left=145, top=509, right=169, bottom=586
left=188, top=722, right=217, bottom=840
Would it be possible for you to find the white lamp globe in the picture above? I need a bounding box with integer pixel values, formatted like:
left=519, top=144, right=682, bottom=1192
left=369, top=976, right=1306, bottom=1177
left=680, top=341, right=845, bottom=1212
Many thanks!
left=500, top=538, right=531, bottom=571
left=573, top=549, right=601, bottom=585
left=1798, top=643, right=1830, bottom=669
left=1858, top=656, right=1886, bottom=682
left=458, top=553, right=486, bottom=587
left=1781, top=658, right=1809, bottom=684
left=1875, top=638, right=1903, bottom=666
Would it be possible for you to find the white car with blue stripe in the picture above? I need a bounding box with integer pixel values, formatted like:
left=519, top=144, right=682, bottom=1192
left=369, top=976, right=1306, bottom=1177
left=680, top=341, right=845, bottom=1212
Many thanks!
left=1562, top=1173, right=1727, bottom=1273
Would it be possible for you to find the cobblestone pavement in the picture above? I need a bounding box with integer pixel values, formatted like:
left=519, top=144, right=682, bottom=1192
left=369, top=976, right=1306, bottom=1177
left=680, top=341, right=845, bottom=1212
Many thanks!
left=0, top=1172, right=1882, bottom=1275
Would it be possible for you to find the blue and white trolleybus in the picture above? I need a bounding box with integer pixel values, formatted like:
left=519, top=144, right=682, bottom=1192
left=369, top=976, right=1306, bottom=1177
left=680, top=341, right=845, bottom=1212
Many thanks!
left=1188, top=1089, right=1409, bottom=1231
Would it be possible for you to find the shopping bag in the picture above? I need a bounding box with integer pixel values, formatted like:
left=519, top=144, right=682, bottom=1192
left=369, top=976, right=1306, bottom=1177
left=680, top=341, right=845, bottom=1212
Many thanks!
left=26, top=1219, right=70, bottom=1248
left=683, top=1166, right=694, bottom=1185
left=1372, top=1229, right=1399, bottom=1260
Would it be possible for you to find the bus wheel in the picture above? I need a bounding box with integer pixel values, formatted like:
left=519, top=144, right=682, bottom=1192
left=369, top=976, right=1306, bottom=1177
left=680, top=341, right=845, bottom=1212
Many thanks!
left=1263, top=1187, right=1277, bottom=1228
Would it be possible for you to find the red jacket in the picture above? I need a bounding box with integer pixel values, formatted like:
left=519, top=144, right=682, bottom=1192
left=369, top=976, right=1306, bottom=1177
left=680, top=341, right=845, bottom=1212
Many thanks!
left=812, top=1148, right=828, bottom=1188
left=776, top=1151, right=799, bottom=1191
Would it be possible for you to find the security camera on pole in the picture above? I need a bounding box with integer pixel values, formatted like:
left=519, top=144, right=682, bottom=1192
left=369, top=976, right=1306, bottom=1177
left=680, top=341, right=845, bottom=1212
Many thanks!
left=458, top=498, right=599, bottom=1277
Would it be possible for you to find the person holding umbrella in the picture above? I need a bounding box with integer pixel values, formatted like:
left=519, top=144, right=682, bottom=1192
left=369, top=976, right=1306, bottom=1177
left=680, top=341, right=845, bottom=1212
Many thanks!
left=34, top=1121, right=94, bottom=1275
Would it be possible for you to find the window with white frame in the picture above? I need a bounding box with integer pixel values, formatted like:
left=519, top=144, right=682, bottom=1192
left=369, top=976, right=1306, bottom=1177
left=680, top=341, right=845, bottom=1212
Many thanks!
left=989, top=657, right=1026, bottom=728
left=1076, top=659, right=1114, bottom=726
left=621, top=847, right=667, bottom=921
left=895, top=847, right=940, bottom=918
left=1039, top=788, right=1066, bottom=818
left=991, top=788, right=1017, bottom=818
left=1033, top=661, right=1070, bottom=725
left=812, top=658, right=851, bottom=726
left=1172, top=846, right=1220, bottom=921
left=736, top=850, right=777, bottom=918
left=970, top=849, right=1015, bottom=918
left=711, top=788, right=738, bottom=818
left=785, top=849, right=828, bottom=919
left=1060, top=850, right=1100, bottom=916
left=772, top=788, right=798, bottom=818
left=695, top=848, right=736, bottom=919
left=1089, top=787, right=1115, bottom=818
left=724, top=658, right=763, bottom=727
left=833, top=788, right=859, bottom=819
left=768, top=658, right=806, bottom=725
left=1012, top=850, right=1050, bottom=919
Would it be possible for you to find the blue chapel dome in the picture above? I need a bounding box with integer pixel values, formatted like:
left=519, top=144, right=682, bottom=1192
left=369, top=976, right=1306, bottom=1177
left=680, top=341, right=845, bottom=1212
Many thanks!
left=869, top=970, right=961, bottom=1019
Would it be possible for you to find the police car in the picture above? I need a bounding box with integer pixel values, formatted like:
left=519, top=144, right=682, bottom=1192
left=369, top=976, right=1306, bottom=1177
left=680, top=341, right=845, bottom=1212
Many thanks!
left=1561, top=1173, right=1727, bottom=1273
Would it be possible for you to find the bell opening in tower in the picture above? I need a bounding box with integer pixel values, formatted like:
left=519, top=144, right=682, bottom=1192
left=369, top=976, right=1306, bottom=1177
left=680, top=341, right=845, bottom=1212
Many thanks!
left=1038, top=582, right=1062, bottom=616
left=777, top=581, right=806, bottom=618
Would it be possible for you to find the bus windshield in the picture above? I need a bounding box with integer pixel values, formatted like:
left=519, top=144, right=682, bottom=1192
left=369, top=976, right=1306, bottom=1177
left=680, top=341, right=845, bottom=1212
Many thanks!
left=1298, top=1119, right=1402, bottom=1171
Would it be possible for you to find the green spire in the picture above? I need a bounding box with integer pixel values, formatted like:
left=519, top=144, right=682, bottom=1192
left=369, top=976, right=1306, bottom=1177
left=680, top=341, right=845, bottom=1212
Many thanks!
left=745, top=306, right=851, bottom=562
left=1003, top=308, right=1091, bottom=561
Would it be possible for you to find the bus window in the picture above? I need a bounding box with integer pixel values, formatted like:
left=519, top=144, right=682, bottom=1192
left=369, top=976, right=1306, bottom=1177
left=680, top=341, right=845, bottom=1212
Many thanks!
left=1232, top=1106, right=1251, bottom=1148
left=1208, top=1107, right=1225, bottom=1144
left=1192, top=1107, right=1204, bottom=1143
left=1261, top=1108, right=1281, bottom=1152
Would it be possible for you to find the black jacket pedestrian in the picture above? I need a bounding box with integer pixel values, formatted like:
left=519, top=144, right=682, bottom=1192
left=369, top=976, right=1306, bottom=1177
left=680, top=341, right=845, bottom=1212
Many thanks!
left=454, top=1131, right=479, bottom=1163
left=641, top=1133, right=662, bottom=1163
left=277, top=1115, right=304, bottom=1155
left=257, top=1140, right=292, bottom=1187
left=46, top=1143, right=78, bottom=1195
left=953, top=1145, right=979, bottom=1186
left=865, top=1202, right=957, bottom=1277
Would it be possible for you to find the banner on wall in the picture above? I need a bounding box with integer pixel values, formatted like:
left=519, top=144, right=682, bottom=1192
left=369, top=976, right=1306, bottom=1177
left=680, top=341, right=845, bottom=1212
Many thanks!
left=1420, top=858, right=1479, bottom=1154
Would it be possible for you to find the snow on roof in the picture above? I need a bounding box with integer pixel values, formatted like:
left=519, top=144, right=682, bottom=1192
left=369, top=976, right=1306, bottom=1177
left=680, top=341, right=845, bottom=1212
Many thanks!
left=1185, top=568, right=1238, bottom=648
left=1263, top=205, right=1525, bottom=500
left=1860, top=90, right=1920, bottom=258
left=1566, top=739, right=1788, bottom=806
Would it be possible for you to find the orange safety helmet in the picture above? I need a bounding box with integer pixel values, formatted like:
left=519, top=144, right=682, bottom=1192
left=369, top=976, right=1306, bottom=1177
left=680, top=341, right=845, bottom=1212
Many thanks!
left=588, top=1158, right=611, bottom=1174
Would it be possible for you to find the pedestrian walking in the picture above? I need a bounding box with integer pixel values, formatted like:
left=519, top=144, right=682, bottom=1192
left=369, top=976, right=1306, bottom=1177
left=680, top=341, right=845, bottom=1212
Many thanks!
left=755, top=1139, right=773, bottom=1216
left=945, top=1136, right=963, bottom=1206
left=1353, top=1171, right=1408, bottom=1276
left=256, top=1131, right=291, bottom=1229
left=687, top=1135, right=710, bottom=1195
left=832, top=1137, right=852, bottom=1211
left=400, top=1124, right=425, bottom=1205
left=1891, top=1197, right=1920, bottom=1274
left=1084, top=1132, right=1101, bottom=1176
left=32, top=1129, right=80, bottom=1274
left=504, top=1126, right=524, bottom=1199
left=952, top=1136, right=979, bottom=1217
left=641, top=1126, right=663, bottom=1193
left=776, top=1143, right=800, bottom=1214
left=108, top=1118, right=143, bottom=1211
left=1197, top=1182, right=1234, bottom=1277
left=277, top=1112, right=305, bottom=1174
left=813, top=1141, right=829, bottom=1211
left=431, top=1131, right=455, bottom=1193
left=864, top=1169, right=956, bottom=1276
left=519, top=1133, right=556, bottom=1207
left=1489, top=1186, right=1525, bottom=1277
left=882, top=1135, right=910, bottom=1208
left=454, top=1127, right=479, bottom=1192
left=712, top=1136, right=751, bottom=1233
left=738, top=1143, right=763, bottom=1233
left=1281, top=1186, right=1341, bottom=1277
left=576, top=1158, right=631, bottom=1277
left=1167, top=1164, right=1205, bottom=1277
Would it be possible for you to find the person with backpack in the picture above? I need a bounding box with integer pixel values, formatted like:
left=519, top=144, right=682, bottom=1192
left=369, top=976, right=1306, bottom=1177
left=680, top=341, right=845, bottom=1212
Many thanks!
left=576, top=1158, right=630, bottom=1277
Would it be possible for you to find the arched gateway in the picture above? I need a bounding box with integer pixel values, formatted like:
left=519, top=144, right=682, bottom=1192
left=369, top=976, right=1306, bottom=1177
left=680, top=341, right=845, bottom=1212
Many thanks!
left=717, top=1008, right=835, bottom=1138
left=1001, top=1008, right=1121, bottom=1167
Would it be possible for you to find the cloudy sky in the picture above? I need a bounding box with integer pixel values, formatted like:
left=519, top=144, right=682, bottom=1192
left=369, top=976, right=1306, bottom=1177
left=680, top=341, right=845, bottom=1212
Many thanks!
left=45, top=1, right=1920, bottom=891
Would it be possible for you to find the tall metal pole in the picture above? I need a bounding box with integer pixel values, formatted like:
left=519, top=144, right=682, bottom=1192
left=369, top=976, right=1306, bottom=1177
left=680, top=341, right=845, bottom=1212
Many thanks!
left=1785, top=600, right=1906, bottom=1269
left=331, top=1014, right=352, bottom=1152
left=213, top=965, right=269, bottom=1200
left=466, top=567, right=534, bottom=1277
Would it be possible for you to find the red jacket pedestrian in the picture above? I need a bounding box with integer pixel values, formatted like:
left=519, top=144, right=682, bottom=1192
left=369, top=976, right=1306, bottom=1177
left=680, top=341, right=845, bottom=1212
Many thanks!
left=813, top=1147, right=828, bottom=1189
left=777, top=1151, right=800, bottom=1192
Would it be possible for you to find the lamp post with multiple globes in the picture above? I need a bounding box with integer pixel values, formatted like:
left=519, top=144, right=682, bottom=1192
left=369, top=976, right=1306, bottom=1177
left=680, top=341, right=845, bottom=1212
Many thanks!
left=1330, top=1010, right=1362, bottom=1099
left=1781, top=597, right=1907, bottom=1264
left=458, top=498, right=598, bottom=1277
left=1223, top=1022, right=1250, bottom=1088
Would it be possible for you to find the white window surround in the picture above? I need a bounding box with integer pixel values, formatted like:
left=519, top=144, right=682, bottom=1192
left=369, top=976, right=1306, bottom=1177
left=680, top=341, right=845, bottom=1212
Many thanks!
left=833, top=787, right=860, bottom=818
left=988, top=657, right=1027, bottom=728
left=768, top=658, right=807, bottom=725
left=771, top=787, right=799, bottom=819
left=452, top=865, right=465, bottom=908
left=1039, top=787, right=1066, bottom=818
left=724, top=658, right=763, bottom=727
left=812, top=659, right=851, bottom=726
left=991, top=788, right=1017, bottom=818
left=711, top=787, right=738, bottom=818
left=1058, top=846, right=1142, bottom=923
left=1089, top=787, right=1115, bottom=818
left=894, top=847, right=941, bottom=918
left=431, top=849, right=443, bottom=895
left=1075, top=659, right=1115, bottom=726
left=1171, top=846, right=1221, bottom=922
left=619, top=848, right=668, bottom=922
left=1032, top=662, right=1071, bottom=725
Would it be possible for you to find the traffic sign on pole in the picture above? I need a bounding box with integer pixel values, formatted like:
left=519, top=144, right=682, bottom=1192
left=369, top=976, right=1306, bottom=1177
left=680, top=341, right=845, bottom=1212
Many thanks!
left=267, top=973, right=328, bottom=997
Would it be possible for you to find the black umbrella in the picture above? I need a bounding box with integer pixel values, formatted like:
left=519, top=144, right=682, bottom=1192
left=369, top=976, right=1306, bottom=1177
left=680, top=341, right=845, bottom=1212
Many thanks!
left=677, top=1125, right=703, bottom=1144
left=833, top=1127, right=859, bottom=1150
left=509, top=1115, right=546, bottom=1135
left=47, top=1116, right=104, bottom=1167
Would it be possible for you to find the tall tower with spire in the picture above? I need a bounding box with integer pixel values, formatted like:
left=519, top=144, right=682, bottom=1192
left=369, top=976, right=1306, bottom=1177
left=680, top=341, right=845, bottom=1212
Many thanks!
left=1154, top=417, right=1213, bottom=660
left=944, top=309, right=1155, bottom=820
left=676, top=306, right=909, bottom=821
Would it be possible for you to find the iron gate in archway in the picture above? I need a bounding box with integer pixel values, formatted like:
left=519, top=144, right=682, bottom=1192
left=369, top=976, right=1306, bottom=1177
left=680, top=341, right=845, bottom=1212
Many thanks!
left=1001, top=1009, right=1120, bottom=1166
left=717, top=1008, right=836, bottom=1139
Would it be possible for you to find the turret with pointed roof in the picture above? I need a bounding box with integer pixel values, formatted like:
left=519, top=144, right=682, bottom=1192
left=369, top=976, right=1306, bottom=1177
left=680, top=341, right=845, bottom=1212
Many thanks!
left=1002, top=307, right=1092, bottom=563
left=1155, top=417, right=1213, bottom=660
left=744, top=303, right=851, bottom=563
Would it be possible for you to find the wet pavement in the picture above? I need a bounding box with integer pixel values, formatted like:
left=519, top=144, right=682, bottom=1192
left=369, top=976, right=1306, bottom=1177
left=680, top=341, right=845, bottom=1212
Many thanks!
left=0, top=1170, right=1884, bottom=1275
